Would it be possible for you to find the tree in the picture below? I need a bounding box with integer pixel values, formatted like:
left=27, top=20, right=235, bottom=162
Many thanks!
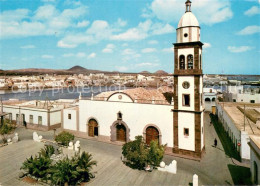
left=122, top=135, right=165, bottom=170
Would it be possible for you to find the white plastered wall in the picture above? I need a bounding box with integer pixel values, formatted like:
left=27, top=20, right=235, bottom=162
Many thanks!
left=63, top=109, right=77, bottom=131
left=50, top=110, right=61, bottom=125
left=178, top=112, right=195, bottom=151
left=107, top=93, right=133, bottom=103
left=178, top=76, right=195, bottom=111
left=78, top=100, right=174, bottom=147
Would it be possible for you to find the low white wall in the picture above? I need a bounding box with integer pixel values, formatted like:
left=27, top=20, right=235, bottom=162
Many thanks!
left=216, top=102, right=249, bottom=159
left=79, top=100, right=174, bottom=147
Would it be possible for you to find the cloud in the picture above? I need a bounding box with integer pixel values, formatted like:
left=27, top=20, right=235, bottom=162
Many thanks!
left=228, top=46, right=253, bottom=53
left=122, top=48, right=136, bottom=55
left=111, top=20, right=151, bottom=41
left=76, top=52, right=86, bottom=58
left=237, top=25, right=260, bottom=35
left=135, top=62, right=159, bottom=67
left=141, top=48, right=157, bottom=53
left=147, top=0, right=233, bottom=25
left=102, top=44, right=115, bottom=53
left=57, top=40, right=77, bottom=48
left=0, top=4, right=88, bottom=38
left=203, top=43, right=211, bottom=48
left=20, top=45, right=35, bottom=49
left=116, top=66, right=128, bottom=72
left=42, top=55, right=54, bottom=59
left=151, top=23, right=174, bottom=35
left=162, top=47, right=173, bottom=53
left=116, top=18, right=127, bottom=27
left=148, top=40, right=158, bottom=44
left=244, top=6, right=260, bottom=16
left=88, top=52, right=96, bottom=59
left=76, top=20, right=89, bottom=28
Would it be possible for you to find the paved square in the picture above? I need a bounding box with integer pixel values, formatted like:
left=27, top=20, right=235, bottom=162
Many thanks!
left=0, top=113, right=239, bottom=185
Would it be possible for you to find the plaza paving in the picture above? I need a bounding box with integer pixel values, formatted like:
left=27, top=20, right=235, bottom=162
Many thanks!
left=0, top=113, right=246, bottom=185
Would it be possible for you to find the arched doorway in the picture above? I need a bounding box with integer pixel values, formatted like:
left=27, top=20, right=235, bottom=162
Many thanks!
left=254, top=161, right=258, bottom=184
left=146, top=126, right=159, bottom=145
left=116, top=124, right=126, bottom=142
left=88, top=119, right=98, bottom=137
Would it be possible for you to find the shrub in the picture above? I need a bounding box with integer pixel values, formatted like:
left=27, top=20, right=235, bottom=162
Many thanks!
left=20, top=146, right=97, bottom=185
left=55, top=131, right=74, bottom=146
left=50, top=156, right=79, bottom=185
left=0, top=119, right=16, bottom=143
left=122, top=135, right=165, bottom=170
left=20, top=155, right=52, bottom=180
left=39, top=145, right=55, bottom=158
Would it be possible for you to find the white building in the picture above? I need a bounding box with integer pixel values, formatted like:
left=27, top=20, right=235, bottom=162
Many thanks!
left=1, top=99, right=75, bottom=131
left=203, top=88, right=217, bottom=112
left=224, top=85, right=260, bottom=103
left=62, top=0, right=205, bottom=159
left=249, top=135, right=260, bottom=185
left=216, top=101, right=260, bottom=161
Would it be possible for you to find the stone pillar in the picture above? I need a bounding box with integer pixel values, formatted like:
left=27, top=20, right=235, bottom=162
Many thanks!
left=193, top=174, right=198, bottom=186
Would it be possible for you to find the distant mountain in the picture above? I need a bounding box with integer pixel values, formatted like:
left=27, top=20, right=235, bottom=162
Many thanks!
left=67, top=65, right=87, bottom=72
left=155, top=70, right=169, bottom=75
left=140, top=71, right=151, bottom=74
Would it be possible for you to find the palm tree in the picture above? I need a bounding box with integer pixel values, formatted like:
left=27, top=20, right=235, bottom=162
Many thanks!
left=76, top=151, right=97, bottom=182
left=50, top=156, right=79, bottom=185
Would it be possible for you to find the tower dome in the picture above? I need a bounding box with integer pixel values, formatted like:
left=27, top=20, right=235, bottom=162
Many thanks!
left=176, top=0, right=200, bottom=43
left=178, top=12, right=199, bottom=28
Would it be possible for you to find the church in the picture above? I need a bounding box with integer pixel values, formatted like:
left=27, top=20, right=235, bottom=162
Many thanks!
left=62, top=0, right=205, bottom=159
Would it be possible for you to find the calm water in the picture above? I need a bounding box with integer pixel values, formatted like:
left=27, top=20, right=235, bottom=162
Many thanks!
left=0, top=86, right=126, bottom=101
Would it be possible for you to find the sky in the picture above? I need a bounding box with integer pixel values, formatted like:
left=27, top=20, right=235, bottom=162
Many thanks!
left=0, top=0, right=259, bottom=75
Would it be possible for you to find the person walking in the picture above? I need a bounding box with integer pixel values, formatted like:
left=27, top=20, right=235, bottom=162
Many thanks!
left=214, top=138, right=217, bottom=148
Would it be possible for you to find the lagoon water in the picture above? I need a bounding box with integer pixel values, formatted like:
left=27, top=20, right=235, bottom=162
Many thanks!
left=0, top=86, right=125, bottom=101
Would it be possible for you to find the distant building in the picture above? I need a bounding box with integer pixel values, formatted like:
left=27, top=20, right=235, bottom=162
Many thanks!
left=216, top=101, right=260, bottom=161
left=223, top=85, right=260, bottom=103
left=203, top=88, right=217, bottom=112
left=249, top=135, right=260, bottom=185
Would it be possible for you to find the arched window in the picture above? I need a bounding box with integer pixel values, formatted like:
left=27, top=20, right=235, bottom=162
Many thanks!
left=205, top=98, right=211, bottom=102
left=212, top=97, right=216, bottom=102
left=200, top=54, right=202, bottom=69
left=187, top=54, right=193, bottom=69
left=179, top=55, right=185, bottom=69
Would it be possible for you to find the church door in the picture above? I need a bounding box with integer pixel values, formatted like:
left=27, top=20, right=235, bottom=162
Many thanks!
left=146, top=126, right=159, bottom=145
left=88, top=119, right=98, bottom=137
left=116, top=124, right=126, bottom=142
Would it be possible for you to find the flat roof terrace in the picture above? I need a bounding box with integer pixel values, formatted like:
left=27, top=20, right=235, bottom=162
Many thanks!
left=219, top=102, right=260, bottom=135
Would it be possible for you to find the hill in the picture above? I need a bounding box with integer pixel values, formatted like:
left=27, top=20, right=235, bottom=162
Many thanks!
left=154, top=70, right=169, bottom=75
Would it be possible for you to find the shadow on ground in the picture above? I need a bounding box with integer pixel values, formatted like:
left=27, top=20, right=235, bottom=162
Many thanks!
left=228, top=164, right=251, bottom=185
left=210, top=114, right=241, bottom=161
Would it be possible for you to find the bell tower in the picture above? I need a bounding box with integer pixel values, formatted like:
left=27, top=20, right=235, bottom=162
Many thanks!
left=173, top=0, right=205, bottom=158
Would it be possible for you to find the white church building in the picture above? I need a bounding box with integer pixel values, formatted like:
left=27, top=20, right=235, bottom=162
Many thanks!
left=62, top=0, right=205, bottom=159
